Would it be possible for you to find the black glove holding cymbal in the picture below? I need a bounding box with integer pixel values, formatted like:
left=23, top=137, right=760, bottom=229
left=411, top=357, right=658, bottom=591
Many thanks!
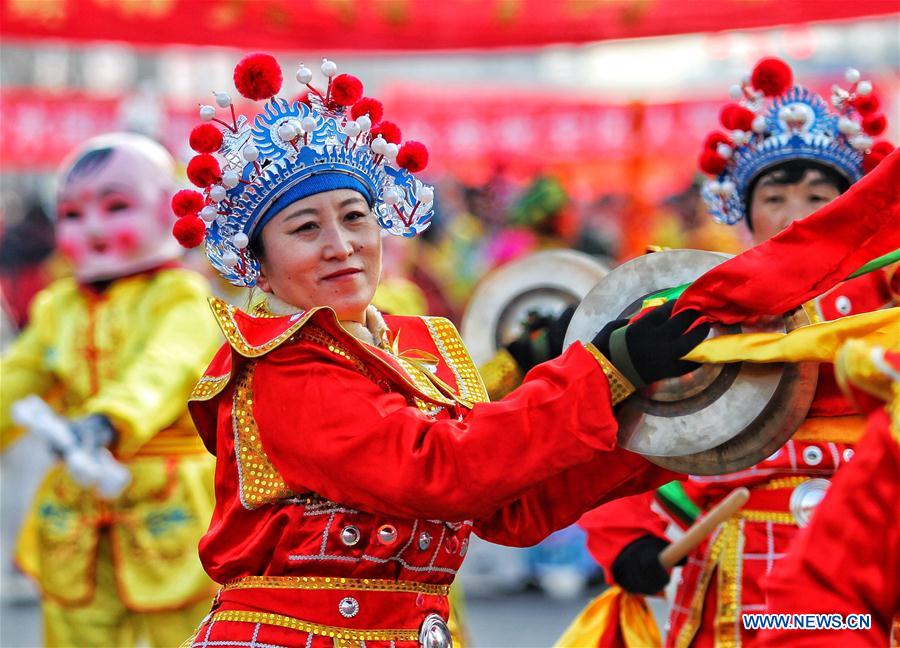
left=592, top=300, right=710, bottom=387
left=505, top=304, right=577, bottom=373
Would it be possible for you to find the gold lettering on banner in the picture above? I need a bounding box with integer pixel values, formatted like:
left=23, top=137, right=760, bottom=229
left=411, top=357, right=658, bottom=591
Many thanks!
left=8, top=0, right=66, bottom=23
left=209, top=0, right=248, bottom=29
left=564, top=0, right=655, bottom=22
left=376, top=0, right=409, bottom=24
left=316, top=0, right=356, bottom=24
left=495, top=0, right=521, bottom=24
left=93, top=0, right=176, bottom=19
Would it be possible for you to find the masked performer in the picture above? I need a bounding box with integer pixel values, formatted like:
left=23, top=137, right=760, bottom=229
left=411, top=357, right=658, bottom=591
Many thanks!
left=574, top=59, right=897, bottom=647
left=175, top=53, right=713, bottom=648
left=0, top=133, right=221, bottom=647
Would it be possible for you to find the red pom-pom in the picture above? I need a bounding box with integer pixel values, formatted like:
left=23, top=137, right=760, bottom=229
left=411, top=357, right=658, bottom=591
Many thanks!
left=171, top=189, right=205, bottom=217
left=370, top=121, right=402, bottom=144
left=172, top=216, right=206, bottom=248
left=862, top=113, right=887, bottom=136
left=396, top=141, right=429, bottom=173
left=862, top=152, right=886, bottom=174
left=703, top=131, right=732, bottom=151
left=189, top=124, right=224, bottom=154
left=871, top=140, right=895, bottom=156
left=233, top=53, right=283, bottom=101
left=698, top=149, right=727, bottom=175
left=720, top=104, right=755, bottom=131
left=350, top=97, right=384, bottom=124
left=186, top=154, right=221, bottom=188
left=852, top=94, right=879, bottom=115
left=751, top=57, right=793, bottom=97
left=330, top=74, right=364, bottom=106
left=293, top=91, right=312, bottom=107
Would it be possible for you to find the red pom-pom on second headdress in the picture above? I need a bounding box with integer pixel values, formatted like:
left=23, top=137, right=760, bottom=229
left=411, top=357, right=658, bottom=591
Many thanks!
left=751, top=57, right=793, bottom=97
left=171, top=189, right=205, bottom=217
left=862, top=114, right=887, bottom=136
left=704, top=131, right=733, bottom=151
left=396, top=141, right=429, bottom=173
left=862, top=141, right=895, bottom=174
left=234, top=53, right=283, bottom=101
left=371, top=121, right=402, bottom=144
left=351, top=97, right=384, bottom=124
left=852, top=94, right=879, bottom=115
left=172, top=215, right=207, bottom=248
left=720, top=104, right=755, bottom=131
left=189, top=124, right=224, bottom=154
left=699, top=149, right=728, bottom=175
left=331, top=74, right=364, bottom=106
left=187, top=154, right=221, bottom=188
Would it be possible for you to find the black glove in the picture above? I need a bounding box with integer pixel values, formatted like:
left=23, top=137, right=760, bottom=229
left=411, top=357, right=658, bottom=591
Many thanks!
left=611, top=534, right=672, bottom=595
left=592, top=300, right=710, bottom=387
left=505, top=304, right=576, bottom=373
left=69, top=414, right=116, bottom=450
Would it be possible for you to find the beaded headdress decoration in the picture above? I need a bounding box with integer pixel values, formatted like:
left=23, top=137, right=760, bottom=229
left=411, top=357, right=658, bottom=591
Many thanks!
left=698, top=57, right=894, bottom=225
left=170, top=53, right=434, bottom=287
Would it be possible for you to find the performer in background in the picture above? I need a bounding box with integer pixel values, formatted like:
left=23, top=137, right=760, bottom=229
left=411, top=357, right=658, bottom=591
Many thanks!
left=575, top=58, right=896, bottom=647
left=0, top=133, right=221, bottom=647
left=176, top=53, right=711, bottom=647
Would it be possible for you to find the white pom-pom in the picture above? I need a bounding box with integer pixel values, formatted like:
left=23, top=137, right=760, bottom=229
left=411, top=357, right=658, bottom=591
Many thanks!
left=741, top=73, right=751, bottom=85
left=844, top=68, right=860, bottom=84
left=214, top=92, right=232, bottom=108
left=728, top=84, right=743, bottom=100
left=242, top=145, right=259, bottom=162
left=355, top=115, right=372, bottom=132
left=417, top=186, right=434, bottom=203
left=778, top=106, right=792, bottom=121
left=715, top=143, right=733, bottom=159
left=278, top=121, right=299, bottom=141
left=321, top=58, right=337, bottom=77
left=222, top=251, right=239, bottom=267
left=720, top=180, right=736, bottom=196
left=222, top=169, right=240, bottom=189
left=856, top=80, right=872, bottom=96
left=730, top=130, right=747, bottom=146
left=849, top=134, right=873, bottom=151
left=232, top=232, right=249, bottom=249
left=200, top=205, right=218, bottom=223
left=199, top=105, right=216, bottom=121
left=752, top=115, right=767, bottom=133
left=342, top=121, right=361, bottom=138
left=296, top=64, right=313, bottom=84
left=300, top=116, right=317, bottom=133
left=209, top=185, right=227, bottom=203
left=838, top=117, right=860, bottom=135
left=382, top=187, right=402, bottom=205
left=370, top=135, right=387, bottom=155
left=383, top=142, right=399, bottom=162
left=706, top=180, right=721, bottom=195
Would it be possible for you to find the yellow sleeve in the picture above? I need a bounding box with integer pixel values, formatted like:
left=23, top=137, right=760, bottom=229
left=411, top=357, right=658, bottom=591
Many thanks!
left=0, top=287, right=59, bottom=451
left=82, top=270, right=221, bottom=458
left=477, top=348, right=523, bottom=401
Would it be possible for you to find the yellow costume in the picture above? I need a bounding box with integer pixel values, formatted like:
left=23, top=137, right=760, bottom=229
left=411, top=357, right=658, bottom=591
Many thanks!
left=1, top=268, right=221, bottom=646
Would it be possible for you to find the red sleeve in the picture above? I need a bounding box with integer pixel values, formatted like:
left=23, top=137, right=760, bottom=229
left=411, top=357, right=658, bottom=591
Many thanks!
left=577, top=491, right=670, bottom=575
left=474, top=450, right=673, bottom=547
left=256, top=341, right=627, bottom=521
left=758, top=409, right=900, bottom=648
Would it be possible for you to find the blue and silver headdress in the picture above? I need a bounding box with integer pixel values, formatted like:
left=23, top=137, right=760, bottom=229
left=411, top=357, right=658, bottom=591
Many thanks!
left=171, top=53, right=435, bottom=287
left=698, top=58, right=892, bottom=225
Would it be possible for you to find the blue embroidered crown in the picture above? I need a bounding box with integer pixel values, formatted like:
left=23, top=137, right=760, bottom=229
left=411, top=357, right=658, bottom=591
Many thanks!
left=171, top=54, right=435, bottom=288
left=698, top=59, right=892, bottom=225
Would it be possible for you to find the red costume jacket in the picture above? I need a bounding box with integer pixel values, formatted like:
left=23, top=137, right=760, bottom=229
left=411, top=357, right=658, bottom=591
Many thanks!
left=186, top=299, right=673, bottom=647
left=578, top=272, right=895, bottom=648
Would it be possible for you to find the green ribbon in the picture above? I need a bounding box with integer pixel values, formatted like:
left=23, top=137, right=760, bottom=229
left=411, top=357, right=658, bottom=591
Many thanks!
left=646, top=247, right=900, bottom=304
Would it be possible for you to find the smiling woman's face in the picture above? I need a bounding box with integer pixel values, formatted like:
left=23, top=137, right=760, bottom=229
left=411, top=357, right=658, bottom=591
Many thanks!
left=255, top=188, right=382, bottom=322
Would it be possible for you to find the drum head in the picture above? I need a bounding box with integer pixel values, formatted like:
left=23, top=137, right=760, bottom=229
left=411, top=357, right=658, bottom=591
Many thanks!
left=461, top=250, right=608, bottom=366
left=564, top=249, right=818, bottom=475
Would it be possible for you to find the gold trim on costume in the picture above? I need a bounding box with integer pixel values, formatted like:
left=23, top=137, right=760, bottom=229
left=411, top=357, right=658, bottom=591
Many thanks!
left=674, top=525, right=726, bottom=648
left=792, top=415, right=866, bottom=444
left=478, top=348, right=523, bottom=401
left=211, top=297, right=316, bottom=358
left=755, top=477, right=810, bottom=491
left=223, top=575, right=450, bottom=596
left=190, top=373, right=231, bottom=401
left=233, top=363, right=294, bottom=509
left=715, top=519, right=743, bottom=648
left=584, top=343, right=636, bottom=405
left=737, top=510, right=796, bottom=524
left=207, top=610, right=421, bottom=642
left=423, top=317, right=490, bottom=405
